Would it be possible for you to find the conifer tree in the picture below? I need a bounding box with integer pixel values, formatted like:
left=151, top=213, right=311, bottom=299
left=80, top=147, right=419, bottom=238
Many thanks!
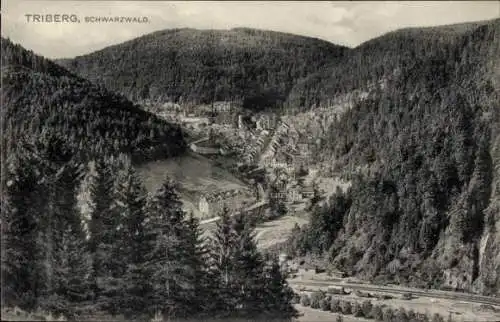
left=54, top=222, right=93, bottom=318
left=48, top=162, right=92, bottom=316
left=209, top=210, right=290, bottom=318
left=86, top=158, right=117, bottom=307
left=113, top=161, right=149, bottom=317
left=209, top=207, right=237, bottom=315
left=144, top=178, right=194, bottom=319
left=230, top=213, right=266, bottom=316
left=261, top=257, right=298, bottom=319
left=183, top=212, right=212, bottom=316
left=2, top=151, right=51, bottom=309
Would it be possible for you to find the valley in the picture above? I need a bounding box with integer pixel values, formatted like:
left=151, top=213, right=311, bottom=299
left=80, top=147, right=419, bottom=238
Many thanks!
left=2, top=7, right=500, bottom=322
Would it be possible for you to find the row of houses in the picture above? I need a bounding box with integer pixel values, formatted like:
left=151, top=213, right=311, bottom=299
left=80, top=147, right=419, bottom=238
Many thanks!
left=259, top=122, right=290, bottom=166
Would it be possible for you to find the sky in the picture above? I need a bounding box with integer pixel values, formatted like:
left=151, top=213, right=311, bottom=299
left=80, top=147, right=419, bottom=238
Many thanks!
left=2, top=1, right=499, bottom=59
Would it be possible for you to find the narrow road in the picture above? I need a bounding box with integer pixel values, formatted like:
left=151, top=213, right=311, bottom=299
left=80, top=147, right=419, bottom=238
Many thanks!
left=189, top=136, right=210, bottom=145
left=289, top=279, right=500, bottom=307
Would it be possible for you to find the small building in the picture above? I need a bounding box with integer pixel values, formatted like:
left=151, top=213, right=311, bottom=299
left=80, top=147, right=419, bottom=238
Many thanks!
left=279, top=253, right=288, bottom=265
left=301, top=186, right=315, bottom=199
left=199, top=196, right=210, bottom=216
left=255, top=114, right=272, bottom=131
left=238, top=115, right=244, bottom=129
left=287, top=189, right=302, bottom=203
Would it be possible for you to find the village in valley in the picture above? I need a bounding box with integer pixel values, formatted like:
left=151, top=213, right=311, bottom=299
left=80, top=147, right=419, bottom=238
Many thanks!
left=139, top=98, right=351, bottom=223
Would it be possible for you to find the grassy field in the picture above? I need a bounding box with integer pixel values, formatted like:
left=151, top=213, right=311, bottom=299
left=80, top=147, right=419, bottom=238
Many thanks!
left=136, top=152, right=254, bottom=218
left=254, top=215, right=309, bottom=250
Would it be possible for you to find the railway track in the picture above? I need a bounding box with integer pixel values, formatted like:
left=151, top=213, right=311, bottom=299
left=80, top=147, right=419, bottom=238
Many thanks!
left=289, top=279, right=500, bottom=307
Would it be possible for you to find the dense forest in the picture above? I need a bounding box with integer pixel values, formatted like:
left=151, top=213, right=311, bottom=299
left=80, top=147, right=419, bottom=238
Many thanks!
left=283, top=19, right=500, bottom=296
left=1, top=38, right=297, bottom=320
left=2, top=150, right=296, bottom=320
left=56, top=28, right=347, bottom=110
left=1, top=37, right=186, bottom=166
left=287, top=19, right=500, bottom=109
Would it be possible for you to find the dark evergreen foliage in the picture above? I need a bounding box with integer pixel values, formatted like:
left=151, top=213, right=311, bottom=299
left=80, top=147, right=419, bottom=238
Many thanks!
left=284, top=19, right=500, bottom=293
left=208, top=210, right=297, bottom=319
left=1, top=37, right=186, bottom=166
left=56, top=28, right=347, bottom=111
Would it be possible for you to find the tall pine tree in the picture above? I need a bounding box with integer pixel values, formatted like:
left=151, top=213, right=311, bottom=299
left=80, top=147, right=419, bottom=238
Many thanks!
left=114, top=160, right=150, bottom=318
left=144, top=178, right=196, bottom=319
left=86, top=158, right=117, bottom=310
left=261, top=257, right=298, bottom=319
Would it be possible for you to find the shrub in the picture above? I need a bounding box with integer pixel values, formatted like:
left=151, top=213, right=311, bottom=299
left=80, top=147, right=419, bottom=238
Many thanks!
left=330, top=298, right=341, bottom=313
left=300, top=294, right=311, bottom=307
left=291, top=293, right=301, bottom=304
left=371, top=304, right=384, bottom=321
left=395, top=307, right=409, bottom=322
left=340, top=301, right=352, bottom=315
left=382, top=307, right=394, bottom=322
left=335, top=314, right=344, bottom=322
left=319, top=298, right=330, bottom=311
left=407, top=309, right=417, bottom=320
left=352, top=302, right=363, bottom=317
left=431, top=313, right=445, bottom=322
left=310, top=291, right=325, bottom=309
left=362, top=300, right=373, bottom=318
left=417, top=312, right=430, bottom=322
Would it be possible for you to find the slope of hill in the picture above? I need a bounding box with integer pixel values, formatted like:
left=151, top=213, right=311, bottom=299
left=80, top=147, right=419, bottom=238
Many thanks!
left=136, top=151, right=254, bottom=219
left=283, top=19, right=500, bottom=296
left=56, top=28, right=347, bottom=110
left=1, top=37, right=186, bottom=165
left=287, top=19, right=499, bottom=110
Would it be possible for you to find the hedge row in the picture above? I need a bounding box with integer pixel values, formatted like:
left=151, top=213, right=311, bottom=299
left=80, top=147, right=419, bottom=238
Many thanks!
left=293, top=291, right=454, bottom=322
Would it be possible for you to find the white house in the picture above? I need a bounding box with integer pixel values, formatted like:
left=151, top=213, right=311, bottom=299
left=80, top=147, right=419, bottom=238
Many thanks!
left=199, top=196, right=210, bottom=216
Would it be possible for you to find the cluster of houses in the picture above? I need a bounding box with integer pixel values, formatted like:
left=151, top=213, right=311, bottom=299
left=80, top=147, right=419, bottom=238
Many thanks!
left=243, top=130, right=271, bottom=164
left=259, top=122, right=290, bottom=166
left=269, top=183, right=315, bottom=204
left=254, top=113, right=278, bottom=131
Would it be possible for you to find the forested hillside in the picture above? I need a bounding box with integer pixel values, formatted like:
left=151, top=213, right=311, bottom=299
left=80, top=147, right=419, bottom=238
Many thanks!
left=284, top=19, right=500, bottom=295
left=56, top=28, right=347, bottom=110
left=287, top=19, right=499, bottom=109
left=2, top=151, right=296, bottom=320
left=1, top=37, right=186, bottom=165
left=1, top=38, right=296, bottom=320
